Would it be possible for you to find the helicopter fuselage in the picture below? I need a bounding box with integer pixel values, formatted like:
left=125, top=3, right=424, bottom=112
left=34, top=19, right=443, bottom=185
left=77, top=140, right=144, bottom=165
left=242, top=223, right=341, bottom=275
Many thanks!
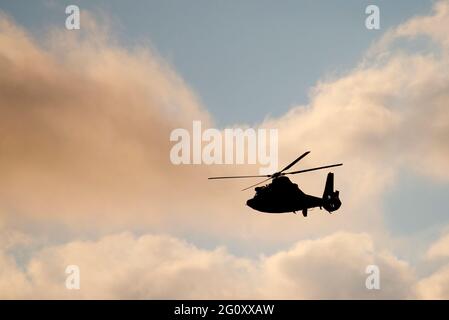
left=246, top=192, right=322, bottom=213
left=245, top=175, right=341, bottom=215
left=208, top=151, right=343, bottom=217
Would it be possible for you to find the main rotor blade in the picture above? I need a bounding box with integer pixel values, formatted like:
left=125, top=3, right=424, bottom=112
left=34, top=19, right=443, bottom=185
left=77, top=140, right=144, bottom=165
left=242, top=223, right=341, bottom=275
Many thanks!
left=279, top=151, right=311, bottom=173
left=283, top=163, right=343, bottom=175
left=241, top=177, right=273, bottom=191
left=208, top=174, right=270, bottom=180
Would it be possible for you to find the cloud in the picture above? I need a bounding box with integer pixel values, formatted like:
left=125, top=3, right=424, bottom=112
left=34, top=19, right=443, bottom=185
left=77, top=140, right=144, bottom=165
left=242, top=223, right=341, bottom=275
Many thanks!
left=0, top=231, right=414, bottom=299
left=392, top=0, right=449, bottom=50
left=426, top=233, right=449, bottom=259
left=258, top=0, right=449, bottom=237
left=415, top=265, right=449, bottom=299
left=0, top=12, right=216, bottom=231
left=273, top=1, right=449, bottom=181
left=260, top=232, right=415, bottom=299
left=415, top=230, right=449, bottom=299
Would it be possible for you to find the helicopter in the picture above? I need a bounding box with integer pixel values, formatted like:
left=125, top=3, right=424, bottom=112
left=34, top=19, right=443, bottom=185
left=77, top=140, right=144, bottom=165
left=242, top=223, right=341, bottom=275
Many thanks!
left=208, top=151, right=343, bottom=217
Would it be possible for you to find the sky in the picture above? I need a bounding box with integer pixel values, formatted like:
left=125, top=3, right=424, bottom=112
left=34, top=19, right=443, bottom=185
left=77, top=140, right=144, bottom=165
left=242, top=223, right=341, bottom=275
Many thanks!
left=0, top=0, right=434, bottom=125
left=1, top=0, right=449, bottom=299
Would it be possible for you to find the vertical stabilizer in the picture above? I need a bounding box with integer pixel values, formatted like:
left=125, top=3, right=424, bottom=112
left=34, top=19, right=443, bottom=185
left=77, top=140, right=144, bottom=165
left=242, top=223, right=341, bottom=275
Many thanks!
left=322, top=172, right=341, bottom=212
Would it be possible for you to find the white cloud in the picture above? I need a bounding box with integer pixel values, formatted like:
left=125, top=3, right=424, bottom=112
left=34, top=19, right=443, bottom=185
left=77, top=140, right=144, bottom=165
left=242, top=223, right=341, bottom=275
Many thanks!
left=416, top=264, right=449, bottom=299
left=0, top=231, right=414, bottom=299
left=415, top=230, right=449, bottom=299
left=426, top=233, right=449, bottom=259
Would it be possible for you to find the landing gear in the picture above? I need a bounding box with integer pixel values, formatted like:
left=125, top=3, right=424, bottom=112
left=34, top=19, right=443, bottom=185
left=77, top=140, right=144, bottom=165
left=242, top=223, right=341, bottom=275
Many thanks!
left=302, top=209, right=308, bottom=217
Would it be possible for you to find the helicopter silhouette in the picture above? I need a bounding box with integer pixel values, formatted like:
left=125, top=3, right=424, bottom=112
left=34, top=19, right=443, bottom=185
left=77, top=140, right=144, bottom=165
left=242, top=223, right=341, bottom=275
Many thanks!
left=208, top=151, right=342, bottom=217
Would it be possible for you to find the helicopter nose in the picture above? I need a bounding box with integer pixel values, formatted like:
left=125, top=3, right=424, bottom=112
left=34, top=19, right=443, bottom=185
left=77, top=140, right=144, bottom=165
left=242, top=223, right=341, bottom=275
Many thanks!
left=246, top=198, right=256, bottom=209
